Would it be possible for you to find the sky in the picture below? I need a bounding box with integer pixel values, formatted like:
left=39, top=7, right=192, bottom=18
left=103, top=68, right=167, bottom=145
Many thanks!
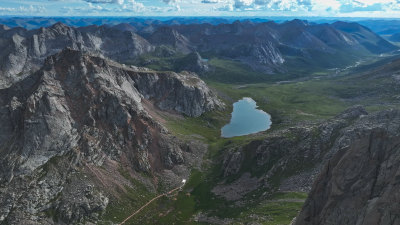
left=1, top=0, right=400, bottom=18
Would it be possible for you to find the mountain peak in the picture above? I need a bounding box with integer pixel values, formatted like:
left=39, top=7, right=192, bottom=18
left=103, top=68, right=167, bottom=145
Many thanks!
left=50, top=21, right=70, bottom=29
left=113, top=23, right=137, bottom=32
left=285, top=19, right=309, bottom=27
left=0, top=24, right=10, bottom=31
left=332, top=21, right=366, bottom=32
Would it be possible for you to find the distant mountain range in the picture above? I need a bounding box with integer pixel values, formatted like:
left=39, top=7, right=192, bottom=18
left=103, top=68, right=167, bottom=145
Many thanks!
left=3, top=16, right=400, bottom=35
left=0, top=19, right=397, bottom=88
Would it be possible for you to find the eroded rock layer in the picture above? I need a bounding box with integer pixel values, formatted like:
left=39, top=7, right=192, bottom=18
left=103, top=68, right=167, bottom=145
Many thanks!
left=0, top=49, right=223, bottom=224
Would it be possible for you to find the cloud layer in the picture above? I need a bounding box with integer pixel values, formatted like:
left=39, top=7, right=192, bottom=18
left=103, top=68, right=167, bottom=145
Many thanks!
left=1, top=0, right=400, bottom=17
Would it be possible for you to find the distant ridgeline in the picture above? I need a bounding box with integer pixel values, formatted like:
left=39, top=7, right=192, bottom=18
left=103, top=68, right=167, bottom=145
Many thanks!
left=1, top=18, right=398, bottom=87
left=2, top=17, right=400, bottom=33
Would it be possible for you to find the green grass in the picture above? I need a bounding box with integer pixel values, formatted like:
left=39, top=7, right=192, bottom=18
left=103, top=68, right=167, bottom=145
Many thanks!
left=208, top=80, right=349, bottom=125
left=271, top=192, right=308, bottom=200
left=207, top=58, right=273, bottom=83
left=235, top=201, right=304, bottom=225
left=100, top=168, right=156, bottom=224
left=234, top=192, right=307, bottom=225
left=166, top=110, right=229, bottom=142
left=230, top=192, right=307, bottom=225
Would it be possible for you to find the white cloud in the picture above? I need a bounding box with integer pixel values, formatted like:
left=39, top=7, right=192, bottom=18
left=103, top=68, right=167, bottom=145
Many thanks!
left=122, top=0, right=145, bottom=11
left=201, top=0, right=221, bottom=3
left=234, top=0, right=253, bottom=8
left=216, top=3, right=234, bottom=11
left=223, top=0, right=313, bottom=11
left=162, top=0, right=181, bottom=4
left=0, top=5, right=46, bottom=14
left=6, top=0, right=400, bottom=16
left=84, top=0, right=124, bottom=4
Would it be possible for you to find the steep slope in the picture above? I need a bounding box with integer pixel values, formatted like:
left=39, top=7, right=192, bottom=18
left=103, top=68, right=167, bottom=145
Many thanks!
left=165, top=20, right=397, bottom=73
left=295, top=110, right=400, bottom=225
left=112, top=23, right=137, bottom=32
left=332, top=21, right=396, bottom=54
left=0, top=22, right=154, bottom=88
left=277, top=20, right=331, bottom=51
left=172, top=21, right=285, bottom=72
left=175, top=51, right=210, bottom=74
left=0, top=49, right=223, bottom=224
left=148, top=26, right=192, bottom=54
left=305, top=24, right=358, bottom=49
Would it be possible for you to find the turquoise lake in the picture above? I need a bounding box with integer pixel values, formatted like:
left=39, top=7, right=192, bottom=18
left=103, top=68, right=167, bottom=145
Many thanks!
left=221, top=97, right=271, bottom=138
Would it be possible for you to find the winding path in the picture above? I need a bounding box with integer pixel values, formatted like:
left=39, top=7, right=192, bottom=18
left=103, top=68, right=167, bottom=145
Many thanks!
left=119, top=181, right=185, bottom=225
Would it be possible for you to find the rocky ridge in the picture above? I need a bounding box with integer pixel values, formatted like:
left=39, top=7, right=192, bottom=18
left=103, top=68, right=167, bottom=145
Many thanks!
left=0, top=22, right=154, bottom=88
left=295, top=109, right=400, bottom=225
left=0, top=49, right=222, bottom=224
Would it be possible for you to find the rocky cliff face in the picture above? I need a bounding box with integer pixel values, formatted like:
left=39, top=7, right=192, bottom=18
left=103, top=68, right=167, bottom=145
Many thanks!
left=148, top=26, right=192, bottom=54
left=0, top=49, right=222, bottom=224
left=169, top=20, right=397, bottom=72
left=0, top=22, right=154, bottom=88
left=175, top=51, right=210, bottom=74
left=212, top=106, right=400, bottom=224
left=131, top=69, right=222, bottom=117
left=295, top=109, right=400, bottom=225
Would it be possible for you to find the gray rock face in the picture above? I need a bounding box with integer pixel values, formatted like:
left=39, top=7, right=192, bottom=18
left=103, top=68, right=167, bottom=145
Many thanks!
left=149, top=26, right=192, bottom=54
left=295, top=109, right=400, bottom=225
left=0, top=49, right=221, bottom=224
left=177, top=52, right=210, bottom=74
left=131, top=70, right=223, bottom=117
left=0, top=22, right=154, bottom=88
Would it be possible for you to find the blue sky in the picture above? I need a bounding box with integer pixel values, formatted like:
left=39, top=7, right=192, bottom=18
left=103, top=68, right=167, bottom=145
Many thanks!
left=1, top=0, right=400, bottom=17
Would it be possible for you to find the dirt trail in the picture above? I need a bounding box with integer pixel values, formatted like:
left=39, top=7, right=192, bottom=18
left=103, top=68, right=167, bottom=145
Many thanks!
left=119, top=183, right=185, bottom=225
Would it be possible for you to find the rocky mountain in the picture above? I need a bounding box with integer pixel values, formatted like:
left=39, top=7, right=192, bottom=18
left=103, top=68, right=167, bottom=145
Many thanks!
left=148, top=26, right=192, bottom=54
left=159, top=20, right=397, bottom=72
left=0, top=17, right=236, bottom=30
left=0, top=22, right=154, bottom=88
left=175, top=51, right=210, bottom=74
left=0, top=49, right=223, bottom=224
left=332, top=21, right=396, bottom=54
left=295, top=109, right=400, bottom=225
left=0, top=20, right=397, bottom=87
left=112, top=23, right=137, bottom=33
left=168, top=21, right=285, bottom=72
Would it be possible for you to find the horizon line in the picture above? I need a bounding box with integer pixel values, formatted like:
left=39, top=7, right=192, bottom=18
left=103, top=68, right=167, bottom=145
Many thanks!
left=1, top=15, right=400, bottom=20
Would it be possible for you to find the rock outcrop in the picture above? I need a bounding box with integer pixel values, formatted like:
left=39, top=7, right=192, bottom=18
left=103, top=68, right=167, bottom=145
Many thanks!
left=0, top=49, right=222, bottom=224
left=295, top=109, right=400, bottom=225
left=148, top=26, right=192, bottom=54
left=176, top=51, right=210, bottom=74
left=0, top=22, right=154, bottom=88
left=131, top=69, right=222, bottom=117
